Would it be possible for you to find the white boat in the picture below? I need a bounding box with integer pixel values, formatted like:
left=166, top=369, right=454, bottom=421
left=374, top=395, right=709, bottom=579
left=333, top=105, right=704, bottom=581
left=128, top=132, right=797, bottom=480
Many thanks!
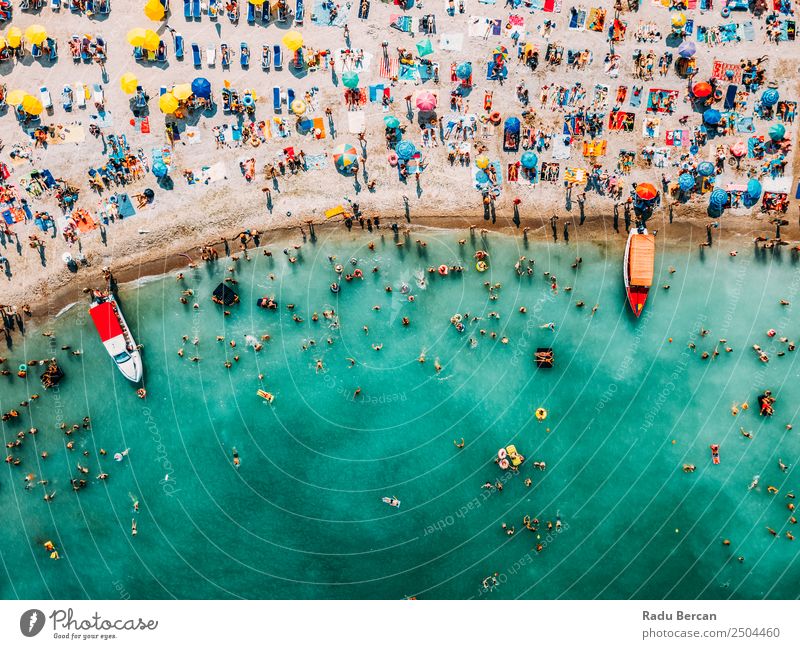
left=88, top=292, right=143, bottom=382
left=623, top=226, right=655, bottom=318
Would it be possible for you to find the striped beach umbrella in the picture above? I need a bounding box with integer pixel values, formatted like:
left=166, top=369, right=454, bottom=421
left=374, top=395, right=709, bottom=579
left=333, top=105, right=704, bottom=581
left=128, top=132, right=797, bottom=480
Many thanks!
left=492, top=45, right=508, bottom=60
left=697, top=161, right=715, bottom=177
left=709, top=189, right=728, bottom=208
left=333, top=144, right=358, bottom=171
left=678, top=173, right=695, bottom=191
left=761, top=88, right=779, bottom=107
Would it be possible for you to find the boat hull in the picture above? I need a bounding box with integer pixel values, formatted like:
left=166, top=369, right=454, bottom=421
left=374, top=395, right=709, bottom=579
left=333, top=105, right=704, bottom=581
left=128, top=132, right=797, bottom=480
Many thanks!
left=623, top=227, right=654, bottom=318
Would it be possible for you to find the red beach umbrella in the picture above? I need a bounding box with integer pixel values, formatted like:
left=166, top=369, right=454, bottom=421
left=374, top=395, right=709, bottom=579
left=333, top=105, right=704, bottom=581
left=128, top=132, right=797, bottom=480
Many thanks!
left=636, top=182, right=658, bottom=201
left=692, top=82, right=712, bottom=98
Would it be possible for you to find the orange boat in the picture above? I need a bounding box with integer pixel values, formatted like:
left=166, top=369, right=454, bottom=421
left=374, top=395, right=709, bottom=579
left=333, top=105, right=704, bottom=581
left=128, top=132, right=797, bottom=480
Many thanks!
left=624, top=226, right=655, bottom=317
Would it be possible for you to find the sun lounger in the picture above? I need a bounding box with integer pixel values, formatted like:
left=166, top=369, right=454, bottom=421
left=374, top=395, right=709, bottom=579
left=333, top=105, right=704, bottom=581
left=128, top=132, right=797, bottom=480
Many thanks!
left=192, top=0, right=200, bottom=17
left=287, top=88, right=295, bottom=106
left=192, top=42, right=201, bottom=66
left=175, top=34, right=184, bottom=59
left=51, top=0, right=60, bottom=9
left=227, top=0, right=238, bottom=21
left=61, top=86, right=73, bottom=111
left=205, top=44, right=215, bottom=66
left=220, top=42, right=230, bottom=67
left=156, top=41, right=167, bottom=62
left=272, top=85, right=281, bottom=112
left=92, top=83, right=104, bottom=106
left=48, top=38, right=58, bottom=61
left=40, top=86, right=52, bottom=110
left=261, top=44, right=270, bottom=70
left=261, top=2, right=270, bottom=23
left=240, top=42, right=250, bottom=67
left=296, top=0, right=304, bottom=24
left=209, top=0, right=218, bottom=18
left=133, top=46, right=144, bottom=60
left=273, top=44, right=282, bottom=69
left=184, top=0, right=191, bottom=16
left=247, top=0, right=255, bottom=22
left=75, top=83, right=86, bottom=108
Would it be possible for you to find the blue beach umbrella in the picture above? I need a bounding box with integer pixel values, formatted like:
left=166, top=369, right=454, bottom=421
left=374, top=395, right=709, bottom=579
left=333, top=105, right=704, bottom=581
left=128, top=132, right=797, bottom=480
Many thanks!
left=342, top=71, right=360, bottom=89
left=520, top=151, right=538, bottom=169
left=697, top=161, right=715, bottom=177
left=768, top=123, right=786, bottom=140
left=416, top=38, right=433, bottom=57
left=703, top=108, right=721, bottom=125
left=677, top=40, right=696, bottom=58
left=746, top=178, right=762, bottom=200
left=191, top=77, right=211, bottom=99
left=475, top=170, right=489, bottom=184
left=383, top=115, right=400, bottom=129
left=396, top=140, right=417, bottom=160
left=709, top=188, right=728, bottom=208
left=678, top=173, right=695, bottom=191
left=152, top=160, right=168, bottom=178
left=456, top=62, right=472, bottom=80
left=761, top=88, right=779, bottom=107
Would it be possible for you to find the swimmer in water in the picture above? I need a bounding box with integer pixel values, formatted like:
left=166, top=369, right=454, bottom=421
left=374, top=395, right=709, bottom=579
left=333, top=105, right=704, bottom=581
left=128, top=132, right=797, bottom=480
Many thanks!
left=749, top=475, right=760, bottom=490
left=540, top=322, right=555, bottom=331
left=232, top=448, right=240, bottom=469
left=454, top=438, right=465, bottom=449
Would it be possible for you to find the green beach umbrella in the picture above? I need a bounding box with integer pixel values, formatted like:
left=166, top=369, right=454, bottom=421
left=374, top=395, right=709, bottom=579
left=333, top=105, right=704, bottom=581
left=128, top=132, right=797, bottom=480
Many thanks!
left=342, top=71, right=360, bottom=89
left=416, top=38, right=433, bottom=57
left=384, top=115, right=400, bottom=129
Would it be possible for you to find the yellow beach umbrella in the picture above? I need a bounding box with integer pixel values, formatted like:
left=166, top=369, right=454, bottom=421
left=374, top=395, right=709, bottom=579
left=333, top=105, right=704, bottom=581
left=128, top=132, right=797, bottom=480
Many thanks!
left=291, top=99, right=306, bottom=115
left=249, top=0, right=267, bottom=4
left=127, top=27, right=147, bottom=47
left=6, top=88, right=26, bottom=106
left=475, top=155, right=490, bottom=169
left=281, top=30, right=303, bottom=51
left=143, top=29, right=160, bottom=51
left=172, top=83, right=192, bottom=100
left=144, top=0, right=166, bottom=21
left=6, top=26, right=22, bottom=48
left=158, top=91, right=178, bottom=114
left=120, top=73, right=139, bottom=94
left=671, top=13, right=687, bottom=27
left=22, top=94, right=43, bottom=115
left=24, top=25, right=47, bottom=46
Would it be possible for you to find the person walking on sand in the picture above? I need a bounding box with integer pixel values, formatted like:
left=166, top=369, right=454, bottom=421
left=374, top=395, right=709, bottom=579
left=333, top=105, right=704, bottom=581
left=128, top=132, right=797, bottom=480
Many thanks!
left=550, top=214, right=558, bottom=241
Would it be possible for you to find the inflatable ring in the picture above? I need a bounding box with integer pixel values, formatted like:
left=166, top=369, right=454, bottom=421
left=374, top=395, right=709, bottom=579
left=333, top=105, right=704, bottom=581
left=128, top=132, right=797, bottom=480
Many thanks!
left=19, top=364, right=27, bottom=372
left=767, top=329, right=776, bottom=337
left=250, top=136, right=261, bottom=147
left=497, top=448, right=507, bottom=459
left=721, top=7, right=730, bottom=17
left=451, top=313, right=462, bottom=323
left=243, top=94, right=255, bottom=107
left=456, top=322, right=465, bottom=332
left=353, top=268, right=363, bottom=278
left=476, top=261, right=488, bottom=272
left=387, top=152, right=399, bottom=166
left=489, top=111, right=501, bottom=124
left=334, top=264, right=344, bottom=274
left=499, top=458, right=510, bottom=470
left=535, top=407, right=548, bottom=421
left=330, top=282, right=340, bottom=293
left=438, top=264, right=449, bottom=276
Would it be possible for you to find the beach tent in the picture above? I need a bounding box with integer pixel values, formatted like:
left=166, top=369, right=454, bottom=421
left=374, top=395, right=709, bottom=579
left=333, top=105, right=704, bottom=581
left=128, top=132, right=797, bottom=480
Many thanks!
left=396, top=140, right=416, bottom=160
left=342, top=71, right=359, bottom=89
left=416, top=38, right=433, bottom=57
left=697, top=161, right=715, bottom=177
left=333, top=143, right=358, bottom=171
left=456, top=62, right=472, bottom=80
left=191, top=77, right=212, bottom=99
left=703, top=108, right=721, bottom=125
left=144, top=0, right=166, bottom=21
left=677, top=40, right=696, bottom=58
left=521, top=151, right=538, bottom=169
left=692, top=82, right=712, bottom=98
left=678, top=173, right=695, bottom=191
left=761, top=88, right=779, bottom=107
left=768, top=123, right=785, bottom=140
left=635, top=182, right=658, bottom=201
left=415, top=91, right=437, bottom=111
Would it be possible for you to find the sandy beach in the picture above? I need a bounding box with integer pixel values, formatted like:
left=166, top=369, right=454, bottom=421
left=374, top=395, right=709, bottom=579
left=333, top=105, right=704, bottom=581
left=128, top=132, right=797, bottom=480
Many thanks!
left=0, top=0, right=797, bottom=321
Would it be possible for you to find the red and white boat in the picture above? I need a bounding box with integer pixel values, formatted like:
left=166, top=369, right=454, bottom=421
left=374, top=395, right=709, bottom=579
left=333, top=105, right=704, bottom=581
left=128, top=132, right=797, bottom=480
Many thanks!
left=623, top=226, right=655, bottom=318
left=89, top=292, right=143, bottom=382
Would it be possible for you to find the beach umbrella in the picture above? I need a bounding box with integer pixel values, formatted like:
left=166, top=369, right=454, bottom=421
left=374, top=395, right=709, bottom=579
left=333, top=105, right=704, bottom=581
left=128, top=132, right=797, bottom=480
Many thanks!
left=191, top=77, right=211, bottom=99
left=158, top=92, right=179, bottom=114
left=173, top=84, right=193, bottom=101
left=6, top=26, right=22, bottom=48
left=692, top=82, right=712, bottom=98
left=703, top=108, right=721, bottom=125
left=505, top=117, right=520, bottom=133
left=143, top=0, right=166, bottom=21
left=475, top=155, right=490, bottom=170
left=729, top=141, right=746, bottom=158
left=709, top=188, right=728, bottom=208
left=678, top=173, right=695, bottom=191
left=6, top=88, right=26, bottom=106
left=520, top=151, right=538, bottom=169
left=677, top=40, right=696, bottom=58
left=341, top=71, right=359, bottom=89
left=21, top=94, right=43, bottom=115
left=152, top=160, right=168, bottom=178
left=415, top=91, right=437, bottom=111
left=455, top=62, right=472, bottom=80
left=671, top=13, right=687, bottom=27
left=120, top=72, right=139, bottom=94
left=416, top=38, right=433, bottom=57
left=768, top=123, right=786, bottom=141
left=249, top=0, right=267, bottom=4
left=333, top=143, right=358, bottom=171
left=282, top=30, right=303, bottom=51
left=143, top=29, right=160, bottom=51
left=383, top=115, right=400, bottom=129
left=761, top=88, right=779, bottom=107
left=291, top=99, right=306, bottom=115
left=746, top=178, right=762, bottom=200
left=492, top=45, right=508, bottom=60
left=24, top=25, right=47, bottom=46
left=697, top=161, right=715, bottom=177
left=396, top=140, right=416, bottom=160
left=475, top=170, right=489, bottom=184
left=635, top=182, right=658, bottom=201
left=126, top=27, right=147, bottom=47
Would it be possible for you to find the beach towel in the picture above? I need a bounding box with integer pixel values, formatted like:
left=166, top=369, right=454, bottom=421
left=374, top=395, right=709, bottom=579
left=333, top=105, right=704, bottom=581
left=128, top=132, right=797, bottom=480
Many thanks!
left=115, top=193, right=136, bottom=217
left=468, top=16, right=491, bottom=38
left=347, top=111, right=366, bottom=134
left=379, top=56, right=399, bottom=79
left=305, top=153, right=329, bottom=171
left=563, top=167, right=587, bottom=184
left=390, top=14, right=414, bottom=32
left=712, top=60, right=742, bottom=83
left=313, top=0, right=350, bottom=26
left=646, top=89, right=679, bottom=114
left=629, top=87, right=643, bottom=108
left=742, top=21, right=754, bottom=41
left=735, top=116, right=755, bottom=133
left=652, top=147, right=670, bottom=168
left=747, top=136, right=765, bottom=158
left=642, top=117, right=661, bottom=138
left=471, top=160, right=503, bottom=189
left=486, top=62, right=508, bottom=79
left=569, top=7, right=586, bottom=30
left=504, top=15, right=525, bottom=37
left=552, top=136, right=571, bottom=159
left=89, top=111, right=113, bottom=128
left=719, top=23, right=740, bottom=43
left=723, top=84, right=738, bottom=110
left=201, top=162, right=228, bottom=184
left=665, top=129, right=683, bottom=146
left=439, top=33, right=464, bottom=51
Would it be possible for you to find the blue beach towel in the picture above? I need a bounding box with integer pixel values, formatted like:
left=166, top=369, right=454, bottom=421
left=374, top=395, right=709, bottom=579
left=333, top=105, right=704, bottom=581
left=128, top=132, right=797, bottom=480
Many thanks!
left=115, top=193, right=136, bottom=217
left=743, top=21, right=754, bottom=41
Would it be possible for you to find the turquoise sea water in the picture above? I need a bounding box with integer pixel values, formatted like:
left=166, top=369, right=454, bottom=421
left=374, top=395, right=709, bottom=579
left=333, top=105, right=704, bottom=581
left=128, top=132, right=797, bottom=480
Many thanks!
left=2, top=230, right=800, bottom=599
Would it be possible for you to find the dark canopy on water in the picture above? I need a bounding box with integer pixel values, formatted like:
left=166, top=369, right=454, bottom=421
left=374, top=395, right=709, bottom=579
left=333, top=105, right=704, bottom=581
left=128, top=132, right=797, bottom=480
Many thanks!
left=212, top=283, right=239, bottom=306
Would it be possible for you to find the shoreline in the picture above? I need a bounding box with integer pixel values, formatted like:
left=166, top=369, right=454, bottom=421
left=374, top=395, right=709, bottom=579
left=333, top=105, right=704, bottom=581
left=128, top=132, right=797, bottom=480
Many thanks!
left=6, top=207, right=785, bottom=335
